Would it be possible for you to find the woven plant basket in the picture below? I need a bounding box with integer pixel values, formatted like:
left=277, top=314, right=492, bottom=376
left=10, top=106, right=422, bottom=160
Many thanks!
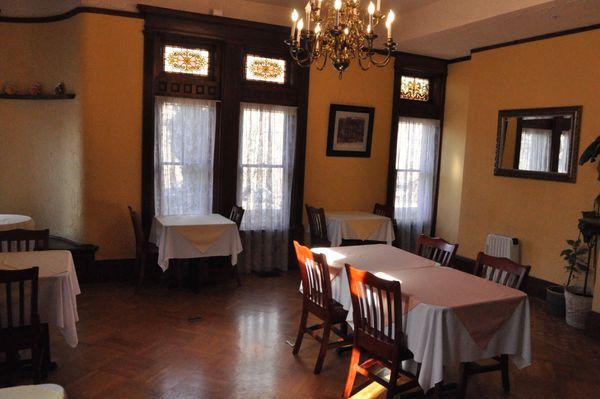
left=564, top=287, right=593, bottom=329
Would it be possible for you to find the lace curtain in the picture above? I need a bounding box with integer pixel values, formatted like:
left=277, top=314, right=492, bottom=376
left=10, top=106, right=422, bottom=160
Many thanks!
left=154, top=96, right=216, bottom=216
left=518, top=128, right=551, bottom=172
left=394, top=117, right=440, bottom=251
left=237, top=103, right=297, bottom=273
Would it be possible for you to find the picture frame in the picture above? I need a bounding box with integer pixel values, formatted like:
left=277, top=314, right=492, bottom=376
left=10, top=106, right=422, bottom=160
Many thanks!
left=326, top=104, right=375, bottom=157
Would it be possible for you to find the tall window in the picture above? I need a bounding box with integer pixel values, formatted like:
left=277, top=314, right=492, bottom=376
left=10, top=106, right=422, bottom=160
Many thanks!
left=394, top=117, right=439, bottom=250
left=154, top=96, right=216, bottom=215
left=237, top=103, right=297, bottom=272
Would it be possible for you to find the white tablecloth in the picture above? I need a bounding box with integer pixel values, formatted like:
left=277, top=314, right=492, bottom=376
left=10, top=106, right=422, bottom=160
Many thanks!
left=312, top=245, right=531, bottom=391
left=0, top=250, right=80, bottom=348
left=0, top=384, right=66, bottom=399
left=0, top=214, right=34, bottom=231
left=150, top=214, right=243, bottom=271
left=326, top=211, right=394, bottom=246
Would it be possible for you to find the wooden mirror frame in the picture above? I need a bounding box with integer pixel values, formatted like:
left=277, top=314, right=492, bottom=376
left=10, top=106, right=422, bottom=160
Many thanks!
left=494, top=106, right=582, bottom=183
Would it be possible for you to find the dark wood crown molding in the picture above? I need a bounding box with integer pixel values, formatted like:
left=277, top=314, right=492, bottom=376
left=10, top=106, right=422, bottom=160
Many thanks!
left=0, top=7, right=141, bottom=23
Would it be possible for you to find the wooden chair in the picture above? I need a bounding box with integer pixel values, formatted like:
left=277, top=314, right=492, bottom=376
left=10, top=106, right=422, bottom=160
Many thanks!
left=0, top=229, right=49, bottom=252
left=416, top=234, right=459, bottom=267
left=0, top=267, right=44, bottom=384
left=343, top=264, right=419, bottom=399
left=305, top=205, right=331, bottom=247
left=229, top=205, right=245, bottom=229
left=128, top=206, right=158, bottom=292
left=457, top=252, right=531, bottom=399
left=372, top=203, right=400, bottom=246
left=292, top=241, right=350, bottom=374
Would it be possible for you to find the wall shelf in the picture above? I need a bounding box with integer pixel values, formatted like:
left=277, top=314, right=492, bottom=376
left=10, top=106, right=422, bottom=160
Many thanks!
left=0, top=93, right=76, bottom=100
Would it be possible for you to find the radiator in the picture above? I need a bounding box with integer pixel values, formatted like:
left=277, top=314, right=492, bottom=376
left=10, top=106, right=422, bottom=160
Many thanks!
left=485, top=234, right=520, bottom=263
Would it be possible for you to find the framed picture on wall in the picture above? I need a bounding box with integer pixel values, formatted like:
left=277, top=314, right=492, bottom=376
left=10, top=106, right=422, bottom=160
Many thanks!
left=326, top=104, right=375, bottom=157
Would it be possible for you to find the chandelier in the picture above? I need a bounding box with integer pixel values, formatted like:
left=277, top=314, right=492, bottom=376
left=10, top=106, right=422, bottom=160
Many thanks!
left=286, top=0, right=397, bottom=77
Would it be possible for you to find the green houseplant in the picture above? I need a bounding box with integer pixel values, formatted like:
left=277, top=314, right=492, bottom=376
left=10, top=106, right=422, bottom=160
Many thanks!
left=562, top=238, right=593, bottom=329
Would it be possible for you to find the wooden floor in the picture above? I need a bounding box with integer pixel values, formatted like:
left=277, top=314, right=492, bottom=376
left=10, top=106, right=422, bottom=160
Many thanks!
left=19, top=272, right=600, bottom=398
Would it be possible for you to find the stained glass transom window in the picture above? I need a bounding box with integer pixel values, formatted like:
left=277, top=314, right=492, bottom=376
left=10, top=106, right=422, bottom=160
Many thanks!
left=245, top=55, right=286, bottom=84
left=164, top=46, right=210, bottom=76
left=400, top=76, right=430, bottom=101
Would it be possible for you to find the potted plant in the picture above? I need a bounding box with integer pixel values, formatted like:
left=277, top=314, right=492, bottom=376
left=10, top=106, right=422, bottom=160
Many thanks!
left=561, top=238, right=593, bottom=329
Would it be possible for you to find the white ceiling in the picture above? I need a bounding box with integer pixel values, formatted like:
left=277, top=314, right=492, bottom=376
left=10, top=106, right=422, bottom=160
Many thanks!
left=1, top=0, right=598, bottom=59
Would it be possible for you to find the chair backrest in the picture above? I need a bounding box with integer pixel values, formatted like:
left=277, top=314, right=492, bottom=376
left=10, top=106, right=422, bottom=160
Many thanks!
left=416, top=234, right=459, bottom=267
left=474, top=252, right=531, bottom=290
left=0, top=267, right=39, bottom=331
left=373, top=203, right=393, bottom=218
left=293, top=241, right=334, bottom=315
left=305, top=205, right=329, bottom=246
left=229, top=205, right=245, bottom=229
left=345, top=264, right=403, bottom=353
left=128, top=206, right=145, bottom=249
left=0, top=229, right=49, bottom=252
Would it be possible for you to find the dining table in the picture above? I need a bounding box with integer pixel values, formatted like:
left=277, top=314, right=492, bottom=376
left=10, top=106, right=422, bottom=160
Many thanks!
left=150, top=214, right=243, bottom=271
left=0, top=250, right=81, bottom=348
left=312, top=244, right=531, bottom=393
left=326, top=211, right=394, bottom=246
left=0, top=214, right=34, bottom=231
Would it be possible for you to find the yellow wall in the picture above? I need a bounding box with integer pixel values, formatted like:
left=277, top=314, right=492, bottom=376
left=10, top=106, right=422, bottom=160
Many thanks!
left=438, top=30, right=600, bottom=290
left=0, top=19, right=84, bottom=239
left=435, top=61, right=470, bottom=243
left=304, top=64, right=394, bottom=216
left=0, top=14, right=142, bottom=260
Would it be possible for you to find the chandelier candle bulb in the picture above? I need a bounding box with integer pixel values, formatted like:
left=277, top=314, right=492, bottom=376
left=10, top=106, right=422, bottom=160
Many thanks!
left=296, top=18, right=304, bottom=47
left=376, top=0, right=381, bottom=12
left=334, top=0, right=342, bottom=26
left=291, top=9, right=298, bottom=39
left=305, top=2, right=311, bottom=31
left=386, top=10, right=395, bottom=39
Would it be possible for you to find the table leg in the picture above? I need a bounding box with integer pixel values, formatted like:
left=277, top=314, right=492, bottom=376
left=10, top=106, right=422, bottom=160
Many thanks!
left=430, top=381, right=443, bottom=399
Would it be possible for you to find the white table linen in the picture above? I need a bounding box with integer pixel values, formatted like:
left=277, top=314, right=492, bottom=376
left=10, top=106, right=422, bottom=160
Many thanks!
left=0, top=214, right=34, bottom=231
left=312, top=245, right=531, bottom=391
left=326, top=211, right=394, bottom=246
left=0, top=384, right=66, bottom=399
left=150, top=214, right=243, bottom=271
left=0, top=250, right=80, bottom=348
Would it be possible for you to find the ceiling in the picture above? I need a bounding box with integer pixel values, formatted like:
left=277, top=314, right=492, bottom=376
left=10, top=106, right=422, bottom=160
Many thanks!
left=1, top=0, right=598, bottom=59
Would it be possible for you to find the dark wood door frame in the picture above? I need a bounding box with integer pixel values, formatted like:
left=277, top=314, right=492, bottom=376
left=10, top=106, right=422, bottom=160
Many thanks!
left=385, top=53, right=448, bottom=236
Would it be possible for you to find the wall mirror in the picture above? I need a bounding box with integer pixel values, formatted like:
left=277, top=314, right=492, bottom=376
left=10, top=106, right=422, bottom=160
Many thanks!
left=494, top=106, right=582, bottom=182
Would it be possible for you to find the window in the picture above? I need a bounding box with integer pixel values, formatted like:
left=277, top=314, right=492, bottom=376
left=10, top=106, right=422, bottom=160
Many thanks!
left=154, top=97, right=216, bottom=215
left=400, top=76, right=430, bottom=101
left=164, top=45, right=210, bottom=76
left=394, top=117, right=439, bottom=250
left=237, top=103, right=296, bottom=271
left=245, top=54, right=286, bottom=84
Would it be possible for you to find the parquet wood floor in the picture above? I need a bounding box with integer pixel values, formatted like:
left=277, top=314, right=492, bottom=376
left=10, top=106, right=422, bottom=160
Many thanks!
left=16, top=273, right=600, bottom=398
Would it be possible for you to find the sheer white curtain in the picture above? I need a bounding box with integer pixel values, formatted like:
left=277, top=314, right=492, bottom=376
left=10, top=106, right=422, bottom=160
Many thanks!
left=518, top=128, right=551, bottom=172
left=394, top=117, right=439, bottom=251
left=558, top=132, right=570, bottom=173
left=154, top=96, right=216, bottom=215
left=237, top=103, right=297, bottom=273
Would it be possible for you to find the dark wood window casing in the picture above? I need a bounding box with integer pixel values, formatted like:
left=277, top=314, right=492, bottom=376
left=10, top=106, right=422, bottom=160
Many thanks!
left=386, top=53, right=448, bottom=235
left=139, top=5, right=309, bottom=240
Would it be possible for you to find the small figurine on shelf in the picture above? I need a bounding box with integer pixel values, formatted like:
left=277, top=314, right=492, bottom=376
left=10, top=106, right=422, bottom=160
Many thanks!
left=54, top=82, right=66, bottom=95
left=3, top=83, right=17, bottom=95
left=29, top=82, right=42, bottom=96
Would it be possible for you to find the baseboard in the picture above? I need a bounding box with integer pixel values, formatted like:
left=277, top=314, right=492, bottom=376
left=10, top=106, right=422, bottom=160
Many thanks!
left=453, top=255, right=554, bottom=300
left=586, top=311, right=600, bottom=341
left=90, top=258, right=136, bottom=283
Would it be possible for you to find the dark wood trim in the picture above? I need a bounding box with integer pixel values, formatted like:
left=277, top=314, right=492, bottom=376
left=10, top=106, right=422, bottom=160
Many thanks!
left=0, top=7, right=141, bottom=23
left=0, top=93, right=75, bottom=100
left=471, top=23, right=600, bottom=55
left=447, top=55, right=471, bottom=64
left=386, top=53, right=447, bottom=237
left=585, top=311, right=600, bottom=341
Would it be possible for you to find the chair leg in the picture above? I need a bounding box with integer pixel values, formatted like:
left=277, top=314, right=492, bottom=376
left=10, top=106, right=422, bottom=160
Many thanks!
left=340, top=321, right=348, bottom=338
left=292, top=307, right=308, bottom=355
left=136, top=252, right=146, bottom=293
left=31, top=344, right=42, bottom=384
left=233, top=264, right=241, bottom=287
left=500, top=354, right=510, bottom=392
left=314, top=322, right=331, bottom=374
left=343, top=346, right=361, bottom=399
left=457, top=362, right=469, bottom=399
left=387, top=361, right=399, bottom=399
left=41, top=323, right=51, bottom=377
